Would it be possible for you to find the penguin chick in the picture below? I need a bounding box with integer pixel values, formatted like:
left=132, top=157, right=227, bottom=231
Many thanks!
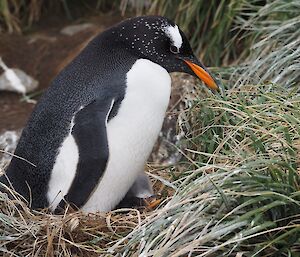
left=0, top=16, right=218, bottom=213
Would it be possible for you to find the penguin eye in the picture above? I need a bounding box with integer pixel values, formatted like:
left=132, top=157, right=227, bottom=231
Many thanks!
left=170, top=45, right=179, bottom=54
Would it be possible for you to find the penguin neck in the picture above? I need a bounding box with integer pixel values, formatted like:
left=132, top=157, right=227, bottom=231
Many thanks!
left=53, top=37, right=138, bottom=95
left=77, top=36, right=137, bottom=78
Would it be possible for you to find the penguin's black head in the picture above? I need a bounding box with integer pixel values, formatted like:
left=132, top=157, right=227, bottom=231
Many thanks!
left=110, top=16, right=218, bottom=90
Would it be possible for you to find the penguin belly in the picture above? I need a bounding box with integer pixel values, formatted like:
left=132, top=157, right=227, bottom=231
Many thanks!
left=47, top=124, right=79, bottom=210
left=82, top=59, right=171, bottom=212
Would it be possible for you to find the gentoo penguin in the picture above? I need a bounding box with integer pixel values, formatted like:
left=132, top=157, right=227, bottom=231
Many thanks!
left=0, top=16, right=218, bottom=213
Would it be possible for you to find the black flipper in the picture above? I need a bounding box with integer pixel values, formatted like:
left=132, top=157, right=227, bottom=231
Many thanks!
left=55, top=97, right=114, bottom=213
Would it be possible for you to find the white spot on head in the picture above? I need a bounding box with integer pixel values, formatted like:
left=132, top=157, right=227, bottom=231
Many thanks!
left=164, top=25, right=183, bottom=49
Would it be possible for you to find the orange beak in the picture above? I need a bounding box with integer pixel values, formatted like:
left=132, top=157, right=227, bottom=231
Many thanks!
left=183, top=60, right=218, bottom=90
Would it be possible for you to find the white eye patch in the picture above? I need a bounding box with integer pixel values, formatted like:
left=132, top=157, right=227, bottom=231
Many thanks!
left=164, top=25, right=183, bottom=49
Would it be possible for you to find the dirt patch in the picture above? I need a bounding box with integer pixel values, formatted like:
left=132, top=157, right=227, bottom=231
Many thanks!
left=0, top=14, right=123, bottom=133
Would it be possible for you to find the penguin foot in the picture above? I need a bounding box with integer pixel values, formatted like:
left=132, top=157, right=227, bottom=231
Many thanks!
left=115, top=195, right=161, bottom=210
left=144, top=197, right=162, bottom=210
left=115, top=196, right=143, bottom=209
left=54, top=201, right=79, bottom=215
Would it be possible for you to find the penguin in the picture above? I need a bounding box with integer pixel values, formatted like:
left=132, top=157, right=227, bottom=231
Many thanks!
left=0, top=16, right=218, bottom=213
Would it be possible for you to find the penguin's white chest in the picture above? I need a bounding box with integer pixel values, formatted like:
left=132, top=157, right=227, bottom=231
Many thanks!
left=47, top=59, right=171, bottom=211
left=82, top=59, right=171, bottom=211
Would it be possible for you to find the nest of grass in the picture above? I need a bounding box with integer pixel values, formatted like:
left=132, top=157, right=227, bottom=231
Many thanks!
left=1, top=82, right=300, bottom=256
left=0, top=172, right=171, bottom=256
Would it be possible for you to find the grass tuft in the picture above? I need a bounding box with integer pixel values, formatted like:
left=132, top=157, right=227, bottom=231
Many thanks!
left=233, top=0, right=300, bottom=88
left=109, top=81, right=300, bottom=256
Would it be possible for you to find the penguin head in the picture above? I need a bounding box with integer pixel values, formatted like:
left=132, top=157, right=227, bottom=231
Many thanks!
left=111, top=16, right=218, bottom=90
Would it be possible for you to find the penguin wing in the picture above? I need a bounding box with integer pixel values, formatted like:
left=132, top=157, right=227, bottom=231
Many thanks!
left=55, top=97, right=115, bottom=213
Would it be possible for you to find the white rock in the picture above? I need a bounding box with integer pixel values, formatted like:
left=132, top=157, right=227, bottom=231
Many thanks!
left=0, top=130, right=20, bottom=170
left=60, top=23, right=95, bottom=36
left=0, top=57, right=38, bottom=94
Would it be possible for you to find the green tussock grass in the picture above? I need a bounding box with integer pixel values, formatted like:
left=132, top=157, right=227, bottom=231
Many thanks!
left=233, top=0, right=300, bottom=88
left=109, top=82, right=300, bottom=256
left=2, top=0, right=297, bottom=67
left=0, top=0, right=299, bottom=66
left=1, top=0, right=292, bottom=67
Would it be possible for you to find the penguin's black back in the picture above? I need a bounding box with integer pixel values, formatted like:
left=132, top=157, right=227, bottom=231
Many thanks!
left=1, top=28, right=137, bottom=208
